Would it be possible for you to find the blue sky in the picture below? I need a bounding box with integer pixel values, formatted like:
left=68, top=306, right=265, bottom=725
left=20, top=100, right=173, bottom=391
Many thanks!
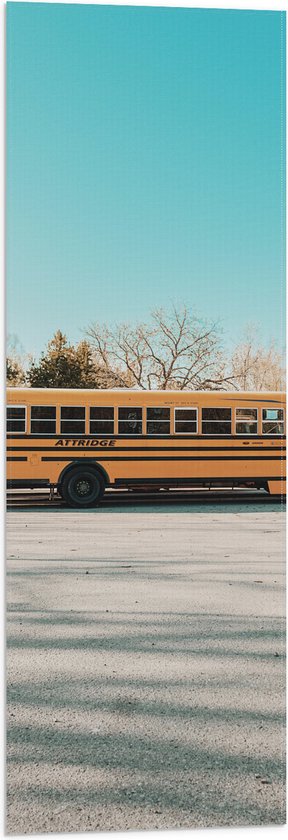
left=6, top=2, right=286, bottom=359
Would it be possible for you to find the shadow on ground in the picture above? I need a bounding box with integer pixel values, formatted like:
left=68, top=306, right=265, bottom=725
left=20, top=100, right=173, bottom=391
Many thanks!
left=6, top=605, right=286, bottom=831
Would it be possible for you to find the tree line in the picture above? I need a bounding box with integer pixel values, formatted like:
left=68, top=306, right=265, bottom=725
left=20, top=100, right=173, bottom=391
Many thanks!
left=6, top=306, right=285, bottom=391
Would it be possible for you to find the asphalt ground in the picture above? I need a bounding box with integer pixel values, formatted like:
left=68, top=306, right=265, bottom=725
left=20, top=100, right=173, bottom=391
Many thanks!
left=6, top=486, right=284, bottom=511
left=6, top=501, right=286, bottom=834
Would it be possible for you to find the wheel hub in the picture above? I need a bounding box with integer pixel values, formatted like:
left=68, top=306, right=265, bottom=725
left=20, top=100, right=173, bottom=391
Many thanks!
left=76, top=479, right=91, bottom=496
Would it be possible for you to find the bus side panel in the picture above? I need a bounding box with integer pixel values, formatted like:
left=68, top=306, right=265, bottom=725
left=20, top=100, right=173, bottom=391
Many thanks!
left=267, top=479, right=286, bottom=495
left=6, top=451, right=285, bottom=490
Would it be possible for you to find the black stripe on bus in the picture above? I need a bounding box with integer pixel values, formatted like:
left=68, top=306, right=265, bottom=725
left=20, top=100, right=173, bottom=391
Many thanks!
left=7, top=479, right=49, bottom=488
left=6, top=445, right=285, bottom=453
left=7, top=476, right=285, bottom=490
left=40, top=455, right=285, bottom=462
left=7, top=457, right=27, bottom=462
left=224, top=397, right=283, bottom=403
left=115, top=476, right=286, bottom=486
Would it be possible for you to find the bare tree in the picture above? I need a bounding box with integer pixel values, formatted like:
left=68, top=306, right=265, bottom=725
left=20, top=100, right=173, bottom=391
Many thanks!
left=85, top=306, right=235, bottom=390
left=6, top=334, right=26, bottom=386
left=231, top=328, right=285, bottom=391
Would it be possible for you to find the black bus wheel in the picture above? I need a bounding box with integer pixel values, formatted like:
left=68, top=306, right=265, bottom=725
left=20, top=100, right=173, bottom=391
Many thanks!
left=61, top=467, right=105, bottom=508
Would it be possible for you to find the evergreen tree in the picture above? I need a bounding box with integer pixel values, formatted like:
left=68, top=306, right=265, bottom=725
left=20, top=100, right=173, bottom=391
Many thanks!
left=75, top=340, right=101, bottom=387
left=27, top=331, right=100, bottom=388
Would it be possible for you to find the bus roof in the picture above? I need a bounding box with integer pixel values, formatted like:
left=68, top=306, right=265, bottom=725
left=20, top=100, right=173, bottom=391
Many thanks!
left=7, top=387, right=285, bottom=405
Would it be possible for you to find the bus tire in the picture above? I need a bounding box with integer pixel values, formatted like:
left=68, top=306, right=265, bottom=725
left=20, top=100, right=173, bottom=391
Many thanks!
left=61, top=466, right=105, bottom=508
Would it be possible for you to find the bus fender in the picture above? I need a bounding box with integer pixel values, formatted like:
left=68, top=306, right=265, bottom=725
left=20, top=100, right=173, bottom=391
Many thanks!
left=57, top=459, right=110, bottom=488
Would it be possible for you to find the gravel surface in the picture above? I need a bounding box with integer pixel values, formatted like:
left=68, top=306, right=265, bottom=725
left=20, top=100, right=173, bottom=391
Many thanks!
left=6, top=505, right=286, bottom=834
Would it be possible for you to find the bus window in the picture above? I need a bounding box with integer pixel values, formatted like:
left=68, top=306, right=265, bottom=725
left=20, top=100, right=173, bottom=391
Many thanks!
left=175, top=408, right=197, bottom=434
left=90, top=407, right=114, bottom=435
left=147, top=408, right=170, bottom=435
left=7, top=406, right=26, bottom=433
left=236, top=408, right=257, bottom=435
left=118, top=408, right=142, bottom=435
left=262, top=409, right=284, bottom=435
left=61, top=407, right=85, bottom=435
left=202, top=408, right=231, bottom=435
left=31, top=406, right=56, bottom=434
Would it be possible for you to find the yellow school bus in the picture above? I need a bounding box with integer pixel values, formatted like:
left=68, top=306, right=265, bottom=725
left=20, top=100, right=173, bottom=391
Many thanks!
left=6, top=388, right=286, bottom=506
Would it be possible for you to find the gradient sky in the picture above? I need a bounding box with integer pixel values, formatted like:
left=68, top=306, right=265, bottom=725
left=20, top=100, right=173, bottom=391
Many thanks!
left=6, top=2, right=286, bottom=359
